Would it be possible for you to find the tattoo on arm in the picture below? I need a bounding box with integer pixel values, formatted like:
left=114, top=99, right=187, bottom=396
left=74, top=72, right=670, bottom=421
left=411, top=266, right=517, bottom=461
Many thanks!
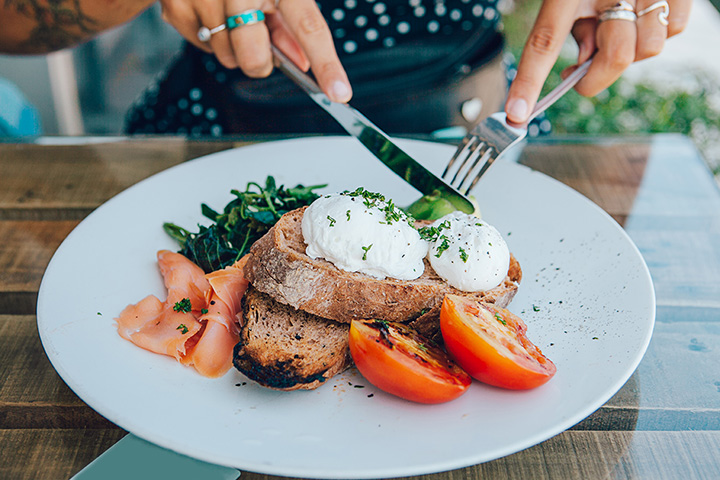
left=5, top=0, right=99, bottom=52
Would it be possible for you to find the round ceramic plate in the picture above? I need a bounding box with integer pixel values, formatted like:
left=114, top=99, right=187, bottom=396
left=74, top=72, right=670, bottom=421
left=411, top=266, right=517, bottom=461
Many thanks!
left=37, top=137, right=655, bottom=479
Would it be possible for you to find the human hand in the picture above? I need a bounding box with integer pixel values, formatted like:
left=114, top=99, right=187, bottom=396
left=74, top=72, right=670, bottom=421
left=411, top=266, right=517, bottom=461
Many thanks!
left=505, top=0, right=691, bottom=124
left=159, top=0, right=353, bottom=103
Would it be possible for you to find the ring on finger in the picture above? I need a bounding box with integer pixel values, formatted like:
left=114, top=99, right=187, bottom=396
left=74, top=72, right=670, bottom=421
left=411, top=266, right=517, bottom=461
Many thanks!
left=227, top=9, right=266, bottom=30
left=197, top=23, right=227, bottom=42
left=599, top=1, right=637, bottom=23
left=637, top=0, right=670, bottom=26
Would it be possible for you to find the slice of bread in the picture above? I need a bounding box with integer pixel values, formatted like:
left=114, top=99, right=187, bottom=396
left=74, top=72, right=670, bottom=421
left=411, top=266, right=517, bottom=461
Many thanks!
left=243, top=207, right=522, bottom=324
left=233, top=286, right=352, bottom=391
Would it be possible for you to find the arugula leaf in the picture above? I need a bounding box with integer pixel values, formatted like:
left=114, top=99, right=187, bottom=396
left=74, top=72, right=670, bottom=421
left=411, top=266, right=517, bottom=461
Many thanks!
left=164, top=176, right=325, bottom=273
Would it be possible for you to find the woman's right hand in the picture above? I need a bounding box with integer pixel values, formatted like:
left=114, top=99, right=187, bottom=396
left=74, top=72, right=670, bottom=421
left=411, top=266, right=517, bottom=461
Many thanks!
left=159, top=0, right=353, bottom=103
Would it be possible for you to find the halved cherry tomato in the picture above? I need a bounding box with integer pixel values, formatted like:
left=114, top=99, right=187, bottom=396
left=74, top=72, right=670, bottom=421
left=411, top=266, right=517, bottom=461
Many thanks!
left=349, top=319, right=471, bottom=404
left=440, top=295, right=556, bottom=390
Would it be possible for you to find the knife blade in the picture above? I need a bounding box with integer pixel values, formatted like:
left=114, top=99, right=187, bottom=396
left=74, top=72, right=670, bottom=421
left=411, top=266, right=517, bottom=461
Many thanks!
left=271, top=46, right=474, bottom=214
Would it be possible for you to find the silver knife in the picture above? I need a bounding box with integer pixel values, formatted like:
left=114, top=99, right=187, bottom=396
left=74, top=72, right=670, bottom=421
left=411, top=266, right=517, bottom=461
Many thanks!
left=271, top=46, right=474, bottom=214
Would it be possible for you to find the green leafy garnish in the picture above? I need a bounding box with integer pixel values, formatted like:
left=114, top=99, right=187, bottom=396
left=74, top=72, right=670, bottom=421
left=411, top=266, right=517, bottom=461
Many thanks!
left=418, top=220, right=451, bottom=242
left=459, top=247, right=469, bottom=263
left=495, top=313, right=507, bottom=325
left=163, top=176, right=325, bottom=273
left=176, top=324, right=189, bottom=334
left=361, top=244, right=373, bottom=261
left=434, top=235, right=450, bottom=258
left=173, top=298, right=192, bottom=313
left=201, top=308, right=209, bottom=315
left=327, top=215, right=336, bottom=227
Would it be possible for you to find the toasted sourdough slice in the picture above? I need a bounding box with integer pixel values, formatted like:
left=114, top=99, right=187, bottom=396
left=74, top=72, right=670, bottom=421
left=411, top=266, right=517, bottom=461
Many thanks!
left=233, top=286, right=352, bottom=391
left=244, top=207, right=522, bottom=324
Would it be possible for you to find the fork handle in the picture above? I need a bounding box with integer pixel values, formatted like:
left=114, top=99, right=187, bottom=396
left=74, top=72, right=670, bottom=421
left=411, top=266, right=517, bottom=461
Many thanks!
left=526, top=58, right=593, bottom=124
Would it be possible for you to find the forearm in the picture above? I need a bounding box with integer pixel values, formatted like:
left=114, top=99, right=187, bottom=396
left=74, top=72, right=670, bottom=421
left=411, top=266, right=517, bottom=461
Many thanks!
left=0, top=0, right=156, bottom=54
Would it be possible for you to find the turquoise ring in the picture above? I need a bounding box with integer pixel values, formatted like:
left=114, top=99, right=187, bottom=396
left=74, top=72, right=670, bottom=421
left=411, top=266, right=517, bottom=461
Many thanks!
left=226, top=9, right=266, bottom=30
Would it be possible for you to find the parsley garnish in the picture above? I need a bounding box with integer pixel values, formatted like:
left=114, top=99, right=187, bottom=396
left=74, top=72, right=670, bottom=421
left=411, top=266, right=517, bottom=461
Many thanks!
left=173, top=298, right=192, bottom=313
left=434, top=235, right=450, bottom=258
left=361, top=244, right=373, bottom=261
left=459, top=247, right=469, bottom=263
left=327, top=215, right=336, bottom=227
left=201, top=308, right=209, bottom=314
left=533, top=305, right=540, bottom=312
left=495, top=313, right=507, bottom=325
left=176, top=324, right=189, bottom=334
left=418, top=220, right=451, bottom=242
left=346, top=209, right=351, bottom=221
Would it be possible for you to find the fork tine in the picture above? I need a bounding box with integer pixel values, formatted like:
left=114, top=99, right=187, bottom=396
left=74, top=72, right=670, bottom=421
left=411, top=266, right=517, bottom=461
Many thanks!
left=450, top=138, right=485, bottom=188
left=460, top=149, right=497, bottom=194
left=450, top=140, right=488, bottom=188
left=442, top=134, right=476, bottom=179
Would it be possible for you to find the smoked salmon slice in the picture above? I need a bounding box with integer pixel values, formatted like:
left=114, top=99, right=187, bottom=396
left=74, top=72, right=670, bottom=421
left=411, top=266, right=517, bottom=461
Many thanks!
left=116, top=251, right=249, bottom=377
left=116, top=250, right=209, bottom=361
left=182, top=256, right=250, bottom=377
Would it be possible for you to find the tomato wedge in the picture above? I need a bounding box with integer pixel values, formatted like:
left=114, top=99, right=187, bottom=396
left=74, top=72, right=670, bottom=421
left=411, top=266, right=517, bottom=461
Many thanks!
left=440, top=295, right=556, bottom=390
left=349, top=319, right=471, bottom=404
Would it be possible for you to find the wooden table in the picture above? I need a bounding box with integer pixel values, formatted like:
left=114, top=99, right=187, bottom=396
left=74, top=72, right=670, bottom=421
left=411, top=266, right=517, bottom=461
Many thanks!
left=1, top=134, right=719, bottom=479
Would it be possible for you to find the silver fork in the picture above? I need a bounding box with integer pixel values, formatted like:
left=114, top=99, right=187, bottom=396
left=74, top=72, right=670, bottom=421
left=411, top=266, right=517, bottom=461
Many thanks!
left=443, top=58, right=593, bottom=194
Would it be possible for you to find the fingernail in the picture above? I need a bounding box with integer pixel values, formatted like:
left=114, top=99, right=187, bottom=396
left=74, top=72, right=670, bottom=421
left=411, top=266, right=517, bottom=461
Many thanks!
left=506, top=97, right=529, bottom=122
left=330, top=80, right=352, bottom=103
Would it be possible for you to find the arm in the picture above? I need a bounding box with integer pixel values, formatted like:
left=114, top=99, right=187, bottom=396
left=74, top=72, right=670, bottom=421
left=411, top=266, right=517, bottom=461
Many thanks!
left=0, top=0, right=156, bottom=54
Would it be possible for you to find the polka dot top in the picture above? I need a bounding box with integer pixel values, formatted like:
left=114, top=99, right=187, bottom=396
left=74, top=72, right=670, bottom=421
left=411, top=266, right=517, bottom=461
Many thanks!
left=321, top=0, right=501, bottom=56
left=125, top=0, right=505, bottom=136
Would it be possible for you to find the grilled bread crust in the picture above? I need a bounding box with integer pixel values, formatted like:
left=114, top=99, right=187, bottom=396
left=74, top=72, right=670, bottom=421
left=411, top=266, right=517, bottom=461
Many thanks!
left=243, top=207, right=522, bottom=325
left=233, top=286, right=352, bottom=391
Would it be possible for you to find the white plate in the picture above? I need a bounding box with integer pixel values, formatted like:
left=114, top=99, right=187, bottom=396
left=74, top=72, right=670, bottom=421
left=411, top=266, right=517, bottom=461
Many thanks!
left=38, top=137, right=655, bottom=479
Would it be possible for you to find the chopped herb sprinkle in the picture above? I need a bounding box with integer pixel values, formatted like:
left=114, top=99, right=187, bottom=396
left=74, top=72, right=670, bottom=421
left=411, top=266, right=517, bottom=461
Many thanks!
left=459, top=247, right=469, bottom=263
left=418, top=220, right=451, bottom=242
left=346, top=209, right=351, bottom=221
left=173, top=298, right=192, bottom=313
left=434, top=235, right=451, bottom=258
left=533, top=305, right=540, bottom=312
left=341, top=187, right=412, bottom=225
left=176, top=324, right=189, bottom=334
left=201, top=308, right=209, bottom=315
left=494, top=313, right=507, bottom=325
left=362, top=244, right=373, bottom=260
left=327, top=215, right=336, bottom=227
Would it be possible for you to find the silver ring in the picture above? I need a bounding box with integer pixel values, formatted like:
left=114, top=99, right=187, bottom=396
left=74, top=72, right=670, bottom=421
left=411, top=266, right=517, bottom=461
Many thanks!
left=197, top=23, right=226, bottom=42
left=637, top=0, right=670, bottom=26
left=599, top=1, right=637, bottom=23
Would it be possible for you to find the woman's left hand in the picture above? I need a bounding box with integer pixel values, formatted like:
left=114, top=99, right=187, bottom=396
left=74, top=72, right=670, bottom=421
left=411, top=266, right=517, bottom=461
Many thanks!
left=505, top=0, right=692, bottom=124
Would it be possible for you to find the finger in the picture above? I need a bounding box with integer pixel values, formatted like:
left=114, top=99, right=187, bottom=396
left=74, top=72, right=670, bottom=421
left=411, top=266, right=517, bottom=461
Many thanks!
left=161, top=0, right=213, bottom=54
left=226, top=0, right=274, bottom=78
left=280, top=0, right=352, bottom=103
left=571, top=18, right=598, bottom=64
left=266, top=10, right=310, bottom=71
left=505, top=0, right=581, bottom=123
left=635, top=0, right=668, bottom=61
left=666, top=0, right=691, bottom=37
left=195, top=1, right=238, bottom=69
left=573, top=0, right=637, bottom=97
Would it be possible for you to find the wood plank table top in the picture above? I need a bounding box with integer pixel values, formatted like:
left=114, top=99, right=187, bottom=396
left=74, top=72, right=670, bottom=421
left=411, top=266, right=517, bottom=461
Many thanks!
left=1, top=134, right=718, bottom=480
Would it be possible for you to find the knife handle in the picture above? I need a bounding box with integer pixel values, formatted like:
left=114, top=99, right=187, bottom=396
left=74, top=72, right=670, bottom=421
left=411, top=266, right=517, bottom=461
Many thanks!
left=271, top=46, right=324, bottom=96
